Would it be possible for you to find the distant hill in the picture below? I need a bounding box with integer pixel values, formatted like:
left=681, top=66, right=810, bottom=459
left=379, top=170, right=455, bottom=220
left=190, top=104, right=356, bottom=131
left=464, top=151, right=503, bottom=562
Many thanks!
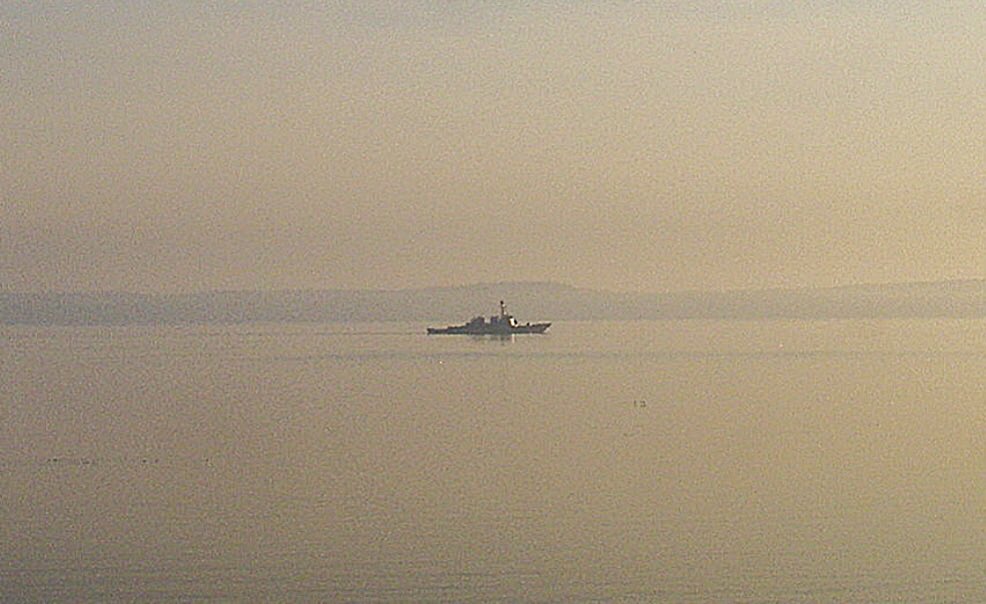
left=1, top=280, right=984, bottom=325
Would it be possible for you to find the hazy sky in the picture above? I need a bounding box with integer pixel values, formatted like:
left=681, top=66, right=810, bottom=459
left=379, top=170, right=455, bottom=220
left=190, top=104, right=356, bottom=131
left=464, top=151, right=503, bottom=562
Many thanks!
left=3, top=2, right=984, bottom=293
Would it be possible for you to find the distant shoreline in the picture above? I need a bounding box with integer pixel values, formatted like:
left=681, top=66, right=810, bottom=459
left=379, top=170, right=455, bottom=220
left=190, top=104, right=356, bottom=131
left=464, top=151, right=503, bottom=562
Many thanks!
left=2, top=280, right=984, bottom=325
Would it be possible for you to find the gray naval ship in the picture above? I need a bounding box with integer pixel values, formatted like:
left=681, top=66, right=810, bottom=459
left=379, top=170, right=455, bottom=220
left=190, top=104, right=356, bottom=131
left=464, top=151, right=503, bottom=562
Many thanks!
left=427, top=301, right=550, bottom=335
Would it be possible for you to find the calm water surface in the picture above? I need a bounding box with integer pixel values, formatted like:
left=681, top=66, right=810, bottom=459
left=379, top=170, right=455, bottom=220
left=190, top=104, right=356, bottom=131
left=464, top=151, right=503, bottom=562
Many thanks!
left=2, top=319, right=985, bottom=601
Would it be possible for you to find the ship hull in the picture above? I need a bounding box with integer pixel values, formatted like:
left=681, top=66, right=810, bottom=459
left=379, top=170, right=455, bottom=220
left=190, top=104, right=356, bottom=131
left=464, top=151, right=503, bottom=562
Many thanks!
left=427, top=322, right=550, bottom=335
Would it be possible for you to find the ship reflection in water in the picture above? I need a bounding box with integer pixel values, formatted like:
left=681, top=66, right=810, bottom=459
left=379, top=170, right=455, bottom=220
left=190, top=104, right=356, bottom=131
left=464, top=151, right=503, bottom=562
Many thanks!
left=469, top=333, right=515, bottom=343
left=427, top=301, right=550, bottom=335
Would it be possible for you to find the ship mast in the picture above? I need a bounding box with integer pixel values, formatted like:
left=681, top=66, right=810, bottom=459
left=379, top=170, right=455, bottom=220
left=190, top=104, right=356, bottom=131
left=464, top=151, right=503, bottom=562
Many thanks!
left=500, top=300, right=506, bottom=319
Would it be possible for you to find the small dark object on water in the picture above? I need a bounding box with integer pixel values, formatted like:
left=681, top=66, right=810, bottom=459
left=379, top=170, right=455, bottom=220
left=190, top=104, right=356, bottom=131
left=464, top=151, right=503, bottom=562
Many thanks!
left=427, top=301, right=550, bottom=335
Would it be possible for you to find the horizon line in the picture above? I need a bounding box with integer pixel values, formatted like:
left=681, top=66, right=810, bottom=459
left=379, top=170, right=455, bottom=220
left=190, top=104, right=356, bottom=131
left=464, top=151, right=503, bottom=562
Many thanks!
left=2, top=277, right=985, bottom=298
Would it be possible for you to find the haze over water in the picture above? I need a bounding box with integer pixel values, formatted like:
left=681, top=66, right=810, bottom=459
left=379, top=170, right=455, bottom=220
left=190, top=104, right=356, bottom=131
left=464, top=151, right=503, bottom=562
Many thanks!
left=5, top=3, right=985, bottom=600
left=3, top=319, right=984, bottom=601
